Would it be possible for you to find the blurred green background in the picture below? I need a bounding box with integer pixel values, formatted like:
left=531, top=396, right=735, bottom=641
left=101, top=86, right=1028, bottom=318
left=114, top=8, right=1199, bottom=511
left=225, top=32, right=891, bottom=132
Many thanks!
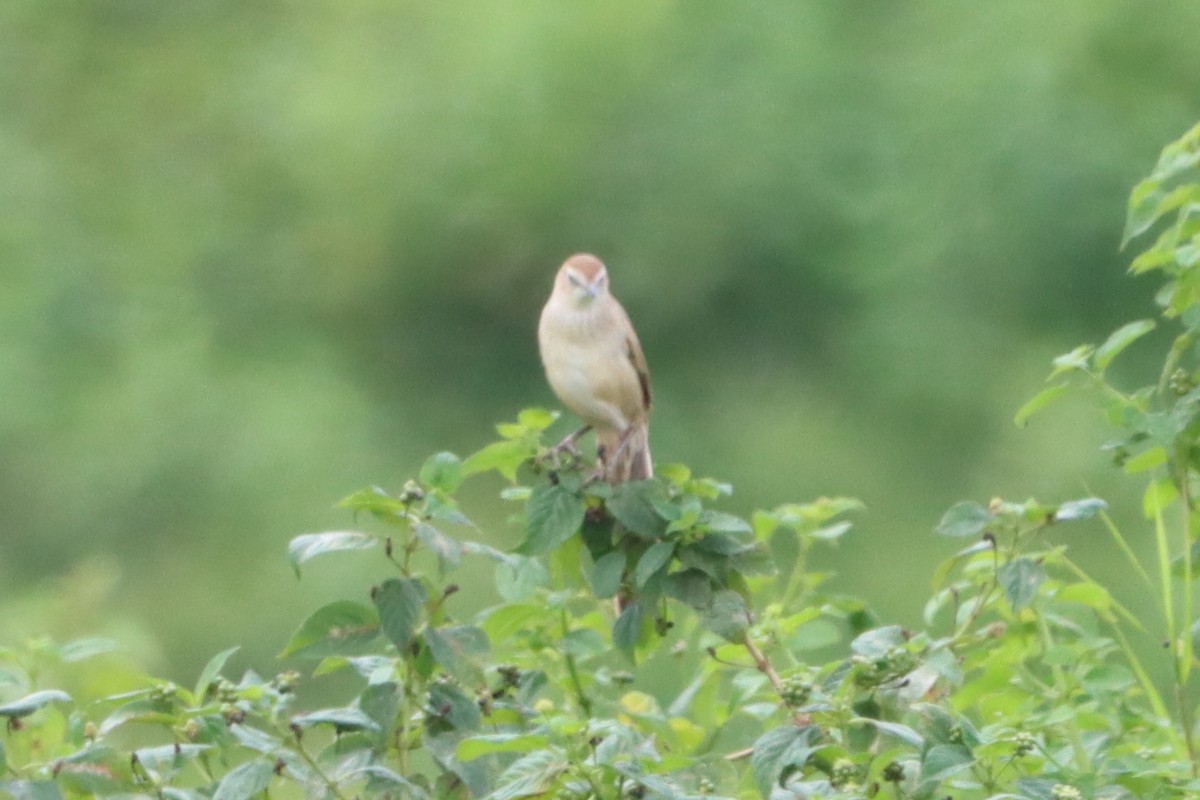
left=3, top=2, right=1199, bottom=680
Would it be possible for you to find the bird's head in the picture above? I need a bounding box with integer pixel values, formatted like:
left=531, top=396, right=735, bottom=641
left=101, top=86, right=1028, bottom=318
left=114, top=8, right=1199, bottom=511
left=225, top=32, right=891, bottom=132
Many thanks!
left=555, top=253, right=610, bottom=307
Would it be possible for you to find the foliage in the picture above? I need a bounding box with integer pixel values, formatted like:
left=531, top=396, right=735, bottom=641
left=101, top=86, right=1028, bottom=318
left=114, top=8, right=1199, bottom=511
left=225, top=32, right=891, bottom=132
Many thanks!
left=5, top=123, right=1200, bottom=798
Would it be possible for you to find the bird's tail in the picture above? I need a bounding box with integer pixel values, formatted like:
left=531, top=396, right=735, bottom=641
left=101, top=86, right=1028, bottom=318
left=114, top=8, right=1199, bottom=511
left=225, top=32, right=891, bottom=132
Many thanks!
left=599, top=423, right=653, bottom=483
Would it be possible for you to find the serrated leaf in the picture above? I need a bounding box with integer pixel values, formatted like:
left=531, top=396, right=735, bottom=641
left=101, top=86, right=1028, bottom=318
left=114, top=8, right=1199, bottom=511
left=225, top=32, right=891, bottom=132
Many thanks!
left=425, top=625, right=489, bottom=685
left=751, top=725, right=816, bottom=796
left=487, top=749, right=569, bottom=800
left=428, top=682, right=481, bottom=731
left=414, top=523, right=464, bottom=570
left=134, top=743, right=213, bottom=771
left=374, top=578, right=427, bottom=652
left=635, top=541, right=675, bottom=588
left=194, top=646, right=240, bottom=701
left=998, top=558, right=1044, bottom=611
left=921, top=744, right=973, bottom=782
left=517, top=407, right=558, bottom=431
left=700, top=590, right=752, bottom=643
left=590, top=551, right=626, bottom=598
left=935, top=501, right=992, bottom=538
left=0, top=690, right=71, bottom=718
left=212, top=759, right=273, bottom=800
left=699, top=511, right=752, bottom=535
left=606, top=481, right=669, bottom=537
left=463, top=438, right=536, bottom=481
left=229, top=723, right=284, bottom=756
left=1095, top=320, right=1156, bottom=372
left=279, top=601, right=380, bottom=658
left=287, top=531, right=376, bottom=576
left=855, top=718, right=924, bottom=748
left=456, top=733, right=550, bottom=762
left=850, top=625, right=906, bottom=658
left=420, top=451, right=463, bottom=493
left=517, top=484, right=585, bottom=554
left=292, top=707, right=380, bottom=732
left=663, top=569, right=714, bottom=610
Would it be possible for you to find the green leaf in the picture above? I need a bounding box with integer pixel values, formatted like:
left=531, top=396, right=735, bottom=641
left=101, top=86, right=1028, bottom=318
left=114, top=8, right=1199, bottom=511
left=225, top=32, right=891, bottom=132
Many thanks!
left=850, top=625, right=906, bottom=658
left=212, top=759, right=274, bottom=800
left=1095, top=319, right=1156, bottom=372
left=518, top=483, right=585, bottom=554
left=414, top=522, right=464, bottom=570
left=355, top=766, right=431, bottom=799
left=856, top=718, right=924, bottom=748
left=487, top=749, right=569, bottom=800
left=133, top=743, right=213, bottom=771
left=1124, top=446, right=1168, bottom=474
left=1054, top=497, right=1107, bottom=522
left=998, top=558, right=1045, bottom=611
left=428, top=682, right=481, bottom=731
left=0, top=781, right=64, bottom=800
left=292, top=707, right=380, bottom=732
left=288, top=531, right=376, bottom=576
left=359, top=682, right=401, bottom=741
left=47, top=748, right=125, bottom=796
left=373, top=578, right=427, bottom=652
left=57, top=637, right=121, bottom=662
left=1014, top=384, right=1071, bottom=428
left=425, top=625, right=489, bottom=685
left=494, top=555, right=549, bottom=602
left=420, top=451, right=464, bottom=493
left=700, top=590, right=752, bottom=643
left=635, top=541, right=675, bottom=588
left=590, top=551, right=626, bottom=598
left=463, top=439, right=536, bottom=481
left=606, top=481, right=669, bottom=537
left=337, top=487, right=406, bottom=518
left=0, top=690, right=71, bottom=718
left=751, top=725, right=816, bottom=796
left=935, top=501, right=992, bottom=538
left=456, top=733, right=550, bottom=762
left=279, top=601, right=380, bottom=658
left=699, top=510, right=752, bottom=535
left=194, top=645, right=240, bottom=702
left=663, top=569, right=714, bottom=610
left=517, top=407, right=558, bottom=431
left=1143, top=477, right=1180, bottom=518
left=613, top=601, right=646, bottom=659
left=920, top=744, right=973, bottom=782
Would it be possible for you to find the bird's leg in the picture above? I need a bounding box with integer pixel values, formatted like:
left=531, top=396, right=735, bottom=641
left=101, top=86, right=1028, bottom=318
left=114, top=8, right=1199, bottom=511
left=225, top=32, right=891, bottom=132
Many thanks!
left=553, top=425, right=590, bottom=458
left=536, top=425, right=592, bottom=472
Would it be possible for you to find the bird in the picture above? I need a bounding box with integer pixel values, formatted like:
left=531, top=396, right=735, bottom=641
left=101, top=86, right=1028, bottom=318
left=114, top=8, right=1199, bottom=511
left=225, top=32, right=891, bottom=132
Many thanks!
left=538, top=253, right=653, bottom=482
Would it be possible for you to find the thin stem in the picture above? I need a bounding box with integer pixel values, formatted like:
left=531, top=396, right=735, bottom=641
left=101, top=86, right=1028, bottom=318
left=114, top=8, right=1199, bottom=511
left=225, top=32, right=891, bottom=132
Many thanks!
left=1034, top=613, right=1089, bottom=772
left=741, top=632, right=807, bottom=727
left=561, top=609, right=593, bottom=718
left=1098, top=510, right=1154, bottom=590
left=285, top=725, right=352, bottom=800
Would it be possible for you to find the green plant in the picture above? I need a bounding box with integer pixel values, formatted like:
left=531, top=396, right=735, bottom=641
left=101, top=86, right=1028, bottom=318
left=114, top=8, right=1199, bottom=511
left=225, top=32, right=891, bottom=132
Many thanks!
left=3, top=122, right=1200, bottom=799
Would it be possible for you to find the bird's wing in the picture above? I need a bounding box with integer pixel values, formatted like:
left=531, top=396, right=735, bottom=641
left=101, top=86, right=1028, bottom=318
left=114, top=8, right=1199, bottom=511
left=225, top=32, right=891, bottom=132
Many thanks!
left=624, top=324, right=652, bottom=413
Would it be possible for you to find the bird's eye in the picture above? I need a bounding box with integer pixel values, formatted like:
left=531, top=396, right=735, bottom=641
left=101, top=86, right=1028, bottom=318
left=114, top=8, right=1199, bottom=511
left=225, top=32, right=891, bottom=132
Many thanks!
left=567, top=272, right=585, bottom=288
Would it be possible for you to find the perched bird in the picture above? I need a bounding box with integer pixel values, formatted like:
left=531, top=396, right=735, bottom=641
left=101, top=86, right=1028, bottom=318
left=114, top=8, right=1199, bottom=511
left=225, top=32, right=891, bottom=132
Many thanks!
left=538, top=254, right=653, bottom=482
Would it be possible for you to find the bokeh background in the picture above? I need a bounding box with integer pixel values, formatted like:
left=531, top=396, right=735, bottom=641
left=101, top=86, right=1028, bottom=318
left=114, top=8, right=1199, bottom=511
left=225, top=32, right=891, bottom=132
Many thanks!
left=3, top=2, right=1199, bottom=680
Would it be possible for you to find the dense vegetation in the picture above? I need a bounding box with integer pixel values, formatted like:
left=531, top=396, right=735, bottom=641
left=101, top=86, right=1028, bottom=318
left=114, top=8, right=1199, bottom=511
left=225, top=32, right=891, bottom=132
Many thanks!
left=4, top=3, right=1200, bottom=675
left=2, top=121, right=1200, bottom=799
